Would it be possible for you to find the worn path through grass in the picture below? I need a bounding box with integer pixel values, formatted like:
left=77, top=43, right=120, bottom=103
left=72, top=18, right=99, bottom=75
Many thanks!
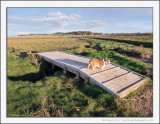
left=7, top=35, right=153, bottom=117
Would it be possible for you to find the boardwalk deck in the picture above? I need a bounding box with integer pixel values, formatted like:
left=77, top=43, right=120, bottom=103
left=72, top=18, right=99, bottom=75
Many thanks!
left=36, top=51, right=149, bottom=98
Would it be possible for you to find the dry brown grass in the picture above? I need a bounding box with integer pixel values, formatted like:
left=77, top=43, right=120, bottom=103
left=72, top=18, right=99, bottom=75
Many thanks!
left=7, top=35, right=83, bottom=53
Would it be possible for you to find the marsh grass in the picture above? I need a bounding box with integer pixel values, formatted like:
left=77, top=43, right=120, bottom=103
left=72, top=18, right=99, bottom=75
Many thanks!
left=79, top=37, right=153, bottom=59
left=7, top=35, right=153, bottom=117
left=7, top=53, right=143, bottom=117
left=66, top=47, right=153, bottom=79
left=8, top=36, right=85, bottom=53
left=93, top=37, right=153, bottom=48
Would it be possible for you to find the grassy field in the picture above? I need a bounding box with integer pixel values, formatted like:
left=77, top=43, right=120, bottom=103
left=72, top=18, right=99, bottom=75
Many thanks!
left=8, top=36, right=83, bottom=53
left=7, top=35, right=153, bottom=117
left=78, top=36, right=153, bottom=59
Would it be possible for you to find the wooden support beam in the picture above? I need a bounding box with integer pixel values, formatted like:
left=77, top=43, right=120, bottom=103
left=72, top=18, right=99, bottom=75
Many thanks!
left=76, top=72, right=80, bottom=80
left=84, top=77, right=89, bottom=83
left=63, top=67, right=67, bottom=74
left=36, top=51, right=149, bottom=98
left=52, top=64, right=55, bottom=71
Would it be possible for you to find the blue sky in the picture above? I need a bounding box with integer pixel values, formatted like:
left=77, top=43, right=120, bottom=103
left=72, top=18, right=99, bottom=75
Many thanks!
left=7, top=8, right=152, bottom=36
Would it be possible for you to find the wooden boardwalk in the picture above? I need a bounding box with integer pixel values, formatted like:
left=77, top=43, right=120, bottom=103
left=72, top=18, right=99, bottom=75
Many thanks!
left=36, top=51, right=149, bottom=98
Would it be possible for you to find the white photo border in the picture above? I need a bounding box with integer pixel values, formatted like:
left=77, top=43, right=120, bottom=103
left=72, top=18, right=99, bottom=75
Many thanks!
left=1, top=1, right=159, bottom=123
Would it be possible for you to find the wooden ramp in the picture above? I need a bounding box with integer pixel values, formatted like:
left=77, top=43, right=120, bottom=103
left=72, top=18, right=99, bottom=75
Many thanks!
left=36, top=51, right=149, bottom=98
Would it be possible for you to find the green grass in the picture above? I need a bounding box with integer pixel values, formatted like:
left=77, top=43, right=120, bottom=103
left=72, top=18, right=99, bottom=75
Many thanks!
left=90, top=35, right=153, bottom=45
left=7, top=35, right=153, bottom=117
left=78, top=37, right=153, bottom=59
left=7, top=53, right=144, bottom=117
left=66, top=47, right=153, bottom=79
left=92, top=36, right=153, bottom=48
left=8, top=36, right=86, bottom=53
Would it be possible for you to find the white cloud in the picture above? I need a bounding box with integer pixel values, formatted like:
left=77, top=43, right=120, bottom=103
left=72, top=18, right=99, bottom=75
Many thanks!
left=49, top=11, right=62, bottom=16
left=48, top=11, right=81, bottom=21
left=33, top=17, right=68, bottom=27
left=8, top=11, right=81, bottom=28
left=32, top=11, right=82, bottom=27
left=82, top=19, right=107, bottom=29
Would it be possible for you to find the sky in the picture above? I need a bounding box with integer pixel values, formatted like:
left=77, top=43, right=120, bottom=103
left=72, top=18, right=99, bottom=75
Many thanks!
left=7, top=8, right=153, bottom=36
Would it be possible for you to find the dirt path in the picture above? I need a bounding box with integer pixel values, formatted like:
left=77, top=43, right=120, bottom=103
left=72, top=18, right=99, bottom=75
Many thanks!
left=131, top=56, right=153, bottom=64
left=120, top=53, right=153, bottom=65
left=130, top=86, right=153, bottom=116
left=119, top=85, right=153, bottom=117
left=76, top=38, right=90, bottom=44
left=118, top=53, right=153, bottom=117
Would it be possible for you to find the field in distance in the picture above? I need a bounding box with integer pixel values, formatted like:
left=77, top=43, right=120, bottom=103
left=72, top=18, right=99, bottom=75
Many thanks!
left=8, top=35, right=87, bottom=53
left=7, top=34, right=153, bottom=117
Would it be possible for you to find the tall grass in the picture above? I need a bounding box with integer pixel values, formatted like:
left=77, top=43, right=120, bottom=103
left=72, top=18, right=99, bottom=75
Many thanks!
left=7, top=35, right=152, bottom=117
left=66, top=46, right=153, bottom=79
left=8, top=36, right=85, bottom=53
left=7, top=49, right=145, bottom=117
left=106, top=35, right=153, bottom=43
left=78, top=37, right=153, bottom=59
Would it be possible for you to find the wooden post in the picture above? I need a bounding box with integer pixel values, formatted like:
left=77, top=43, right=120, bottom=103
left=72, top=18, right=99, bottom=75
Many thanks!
left=84, top=77, right=89, bottom=83
left=90, top=81, right=95, bottom=85
left=76, top=72, right=80, bottom=80
left=63, top=67, right=67, bottom=74
left=52, top=64, right=55, bottom=71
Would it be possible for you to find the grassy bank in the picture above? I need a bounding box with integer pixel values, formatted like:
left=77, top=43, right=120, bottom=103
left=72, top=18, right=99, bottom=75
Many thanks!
left=7, top=35, right=153, bottom=117
left=78, top=37, right=153, bottom=59
left=8, top=54, right=143, bottom=117
left=66, top=45, right=152, bottom=79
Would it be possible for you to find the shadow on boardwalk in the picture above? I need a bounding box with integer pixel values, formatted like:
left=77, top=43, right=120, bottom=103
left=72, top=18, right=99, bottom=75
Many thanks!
left=56, top=59, right=88, bottom=69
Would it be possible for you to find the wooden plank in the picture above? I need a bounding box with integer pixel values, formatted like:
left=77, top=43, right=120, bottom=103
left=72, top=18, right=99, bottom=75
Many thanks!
left=103, top=72, right=132, bottom=88
left=108, top=72, right=138, bottom=89
left=88, top=76, right=120, bottom=97
left=36, top=51, right=149, bottom=98
left=92, top=67, right=120, bottom=80
left=43, top=56, right=53, bottom=63
left=93, top=67, right=128, bottom=83
left=110, top=73, right=142, bottom=92
left=89, top=66, right=118, bottom=76
left=116, top=78, right=143, bottom=93
left=118, top=78, right=149, bottom=98
left=82, top=63, right=117, bottom=75
left=111, top=62, right=148, bottom=78
left=66, top=68, right=77, bottom=74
